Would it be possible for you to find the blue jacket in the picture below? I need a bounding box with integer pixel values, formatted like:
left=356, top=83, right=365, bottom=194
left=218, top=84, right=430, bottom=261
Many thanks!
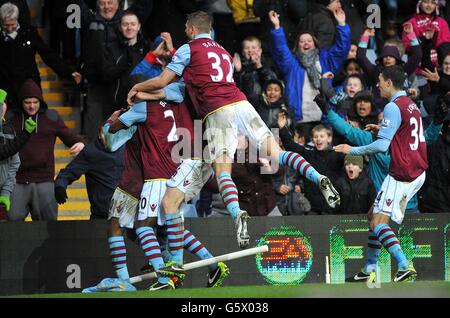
left=54, top=139, right=125, bottom=218
left=327, top=110, right=442, bottom=210
left=270, top=25, right=351, bottom=121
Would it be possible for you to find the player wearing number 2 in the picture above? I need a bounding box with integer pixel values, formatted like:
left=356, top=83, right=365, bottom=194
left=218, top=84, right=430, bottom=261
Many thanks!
left=128, top=11, right=341, bottom=272
left=334, top=65, right=428, bottom=282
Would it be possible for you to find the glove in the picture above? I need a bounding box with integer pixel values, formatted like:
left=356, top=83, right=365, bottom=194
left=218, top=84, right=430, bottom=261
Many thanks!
left=25, top=117, right=37, bottom=134
left=434, top=94, right=450, bottom=125
left=314, top=94, right=329, bottom=115
left=55, top=187, right=68, bottom=204
left=0, top=195, right=10, bottom=211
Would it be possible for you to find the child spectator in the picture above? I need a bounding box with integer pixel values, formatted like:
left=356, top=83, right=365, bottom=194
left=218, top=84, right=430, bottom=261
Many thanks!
left=357, top=26, right=422, bottom=110
left=322, top=74, right=365, bottom=118
left=402, top=0, right=450, bottom=72
left=278, top=115, right=344, bottom=215
left=234, top=36, right=278, bottom=100
left=293, top=123, right=314, bottom=150
left=332, top=58, right=363, bottom=90
left=252, top=79, right=290, bottom=128
left=334, top=154, right=376, bottom=214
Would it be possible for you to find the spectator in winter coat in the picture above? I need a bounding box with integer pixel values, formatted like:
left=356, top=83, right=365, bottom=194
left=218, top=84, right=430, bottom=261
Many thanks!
left=0, top=88, right=36, bottom=161
left=99, top=11, right=149, bottom=118
left=0, top=2, right=81, bottom=110
left=54, top=124, right=125, bottom=219
left=251, top=79, right=291, bottom=129
left=356, top=26, right=422, bottom=110
left=298, top=0, right=343, bottom=49
left=334, top=154, right=376, bottom=214
left=0, top=92, right=35, bottom=221
left=233, top=36, right=278, bottom=99
left=269, top=8, right=351, bottom=124
left=347, top=90, right=380, bottom=128
left=79, top=0, right=152, bottom=141
left=7, top=79, right=87, bottom=221
left=419, top=95, right=450, bottom=213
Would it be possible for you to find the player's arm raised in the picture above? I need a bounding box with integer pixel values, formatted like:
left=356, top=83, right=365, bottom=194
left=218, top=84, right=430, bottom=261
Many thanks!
left=128, top=69, right=178, bottom=105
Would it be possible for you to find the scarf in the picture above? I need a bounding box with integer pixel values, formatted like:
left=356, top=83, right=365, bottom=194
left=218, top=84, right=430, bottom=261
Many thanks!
left=298, top=49, right=321, bottom=89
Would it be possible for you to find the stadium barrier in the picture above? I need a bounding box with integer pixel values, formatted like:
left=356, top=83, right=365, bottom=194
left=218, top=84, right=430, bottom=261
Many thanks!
left=0, top=213, right=449, bottom=295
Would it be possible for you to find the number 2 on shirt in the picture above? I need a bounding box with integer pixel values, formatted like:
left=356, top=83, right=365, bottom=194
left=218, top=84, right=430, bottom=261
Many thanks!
left=207, top=52, right=234, bottom=83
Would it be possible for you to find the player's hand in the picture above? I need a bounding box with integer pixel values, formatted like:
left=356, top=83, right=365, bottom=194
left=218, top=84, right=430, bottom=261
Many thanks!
left=54, top=187, right=68, bottom=205
left=421, top=68, right=440, bottom=82
left=127, top=86, right=139, bottom=105
left=0, top=195, right=10, bottom=211
left=268, top=10, right=280, bottom=29
left=334, top=8, right=346, bottom=26
left=279, top=184, right=291, bottom=195
left=70, top=142, right=85, bottom=156
left=314, top=94, right=329, bottom=115
left=160, top=32, right=174, bottom=52
left=333, top=144, right=352, bottom=154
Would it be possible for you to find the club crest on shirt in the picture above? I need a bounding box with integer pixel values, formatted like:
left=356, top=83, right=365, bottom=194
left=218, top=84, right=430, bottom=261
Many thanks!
left=151, top=204, right=157, bottom=211
left=386, top=198, right=393, bottom=207
left=381, top=118, right=390, bottom=128
left=184, top=179, right=191, bottom=187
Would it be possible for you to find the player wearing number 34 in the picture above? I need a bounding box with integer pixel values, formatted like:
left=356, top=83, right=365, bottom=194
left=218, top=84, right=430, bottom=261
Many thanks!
left=334, top=65, right=428, bottom=282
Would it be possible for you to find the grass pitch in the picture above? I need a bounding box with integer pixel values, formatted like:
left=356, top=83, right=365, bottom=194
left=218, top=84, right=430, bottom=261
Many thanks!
left=11, top=281, right=450, bottom=298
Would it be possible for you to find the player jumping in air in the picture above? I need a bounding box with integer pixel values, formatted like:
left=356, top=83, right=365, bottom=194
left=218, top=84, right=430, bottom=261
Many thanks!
left=127, top=11, right=341, bottom=274
left=334, top=65, right=428, bottom=282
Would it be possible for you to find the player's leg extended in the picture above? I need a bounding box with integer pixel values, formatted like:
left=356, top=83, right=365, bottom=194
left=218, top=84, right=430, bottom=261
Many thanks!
left=108, top=218, right=129, bottom=280
left=214, top=155, right=250, bottom=249
left=260, top=135, right=340, bottom=208
left=183, top=229, right=230, bottom=287
left=161, top=187, right=186, bottom=266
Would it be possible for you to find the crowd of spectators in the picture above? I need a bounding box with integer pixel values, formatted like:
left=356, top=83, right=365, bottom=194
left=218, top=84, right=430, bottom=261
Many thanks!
left=0, top=0, right=449, bottom=221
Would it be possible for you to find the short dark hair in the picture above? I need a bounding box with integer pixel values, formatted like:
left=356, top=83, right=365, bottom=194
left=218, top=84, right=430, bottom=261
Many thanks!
left=294, top=124, right=311, bottom=142
left=380, top=65, right=406, bottom=89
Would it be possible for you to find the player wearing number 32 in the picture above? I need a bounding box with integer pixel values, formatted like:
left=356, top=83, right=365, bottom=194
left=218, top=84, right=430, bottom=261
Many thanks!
left=127, top=11, right=340, bottom=269
left=334, top=66, right=428, bottom=282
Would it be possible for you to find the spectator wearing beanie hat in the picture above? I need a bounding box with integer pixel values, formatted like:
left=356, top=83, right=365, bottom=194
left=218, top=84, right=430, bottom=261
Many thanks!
left=334, top=154, right=376, bottom=214
left=6, top=79, right=87, bottom=221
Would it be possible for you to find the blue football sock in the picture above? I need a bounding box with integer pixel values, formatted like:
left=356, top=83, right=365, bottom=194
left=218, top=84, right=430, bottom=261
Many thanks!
left=166, top=212, right=184, bottom=266
left=108, top=236, right=129, bottom=280
left=374, top=224, right=409, bottom=271
left=279, top=151, right=320, bottom=185
left=364, top=229, right=381, bottom=273
left=184, top=229, right=216, bottom=271
left=136, top=227, right=169, bottom=284
left=217, top=172, right=241, bottom=220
